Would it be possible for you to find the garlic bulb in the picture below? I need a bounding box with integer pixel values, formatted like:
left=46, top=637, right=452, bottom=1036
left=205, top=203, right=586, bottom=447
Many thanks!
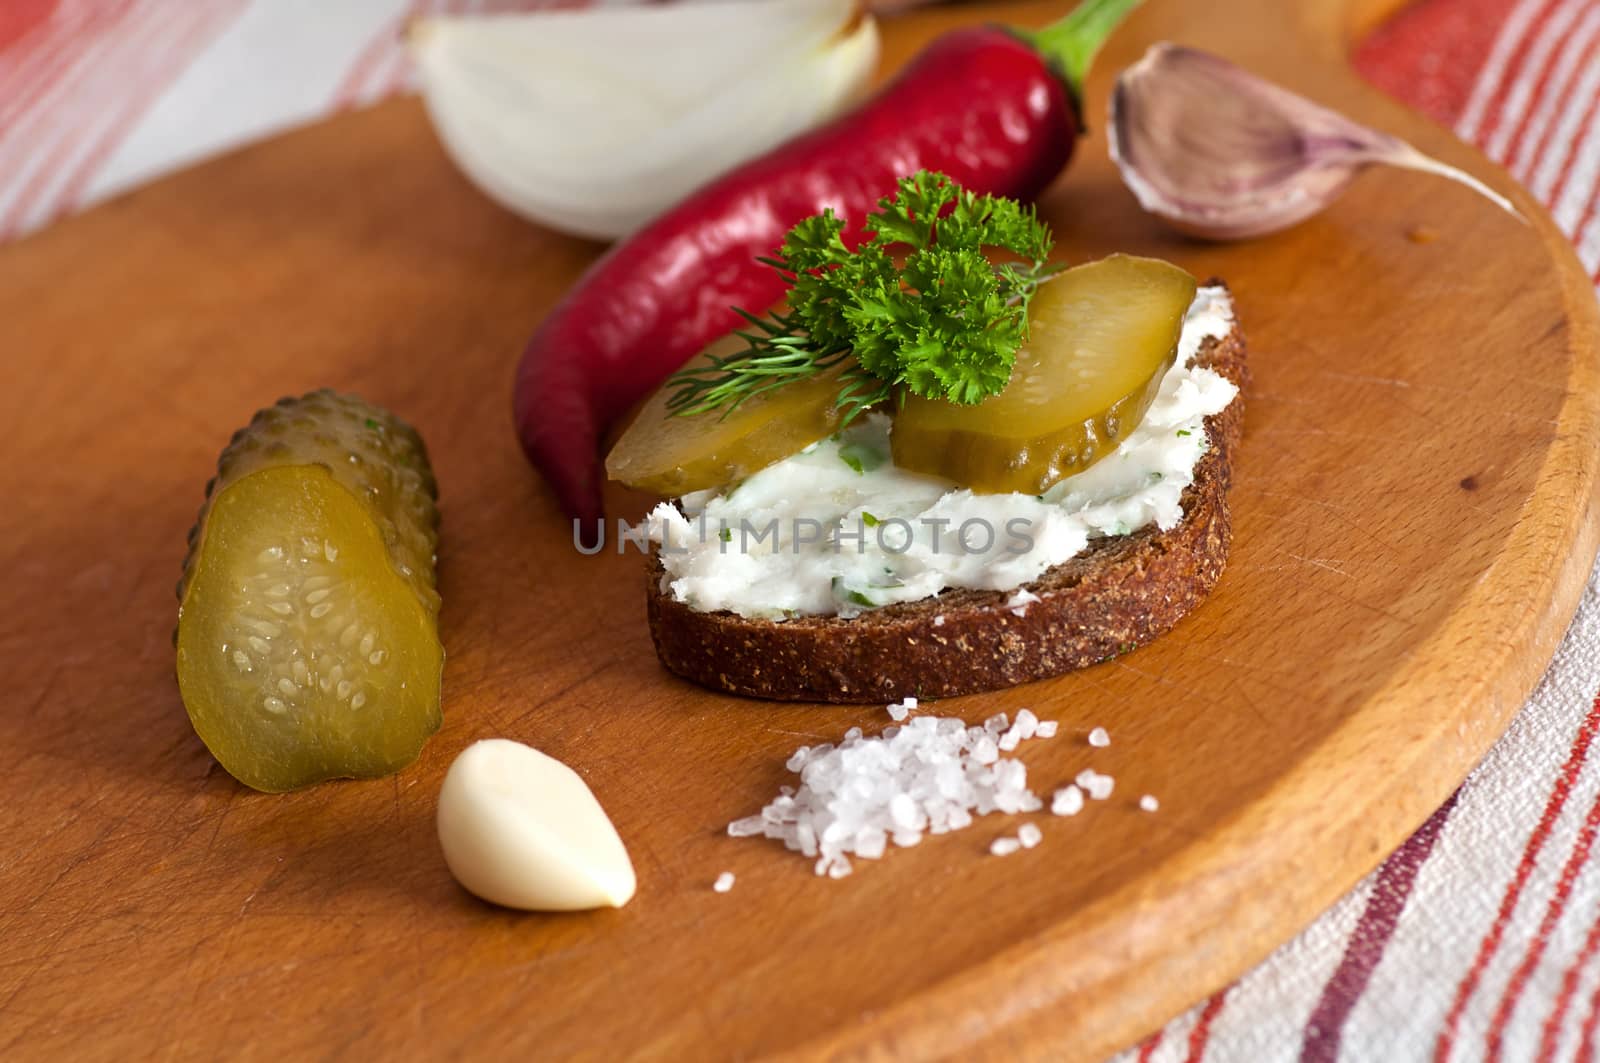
left=1109, top=43, right=1519, bottom=241
left=411, top=0, right=879, bottom=242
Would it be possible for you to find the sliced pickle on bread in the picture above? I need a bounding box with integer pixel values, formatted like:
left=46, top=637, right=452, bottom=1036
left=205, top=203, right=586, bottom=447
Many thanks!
left=607, top=331, right=846, bottom=497
left=891, top=254, right=1198, bottom=494
left=176, top=390, right=443, bottom=793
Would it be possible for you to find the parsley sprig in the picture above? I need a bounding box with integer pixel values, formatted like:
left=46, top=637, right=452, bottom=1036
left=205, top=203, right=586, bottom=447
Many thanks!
left=665, top=172, right=1058, bottom=423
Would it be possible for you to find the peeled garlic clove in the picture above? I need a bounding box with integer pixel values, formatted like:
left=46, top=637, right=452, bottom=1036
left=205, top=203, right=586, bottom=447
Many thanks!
left=437, top=739, right=636, bottom=911
left=1109, top=42, right=1519, bottom=240
left=411, top=0, right=879, bottom=242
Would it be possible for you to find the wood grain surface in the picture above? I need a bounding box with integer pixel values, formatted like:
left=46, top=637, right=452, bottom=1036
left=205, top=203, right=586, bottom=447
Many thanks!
left=3, top=1, right=1598, bottom=1060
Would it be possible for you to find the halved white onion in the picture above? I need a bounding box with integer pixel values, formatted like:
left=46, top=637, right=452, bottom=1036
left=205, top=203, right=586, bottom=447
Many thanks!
left=412, top=0, right=879, bottom=241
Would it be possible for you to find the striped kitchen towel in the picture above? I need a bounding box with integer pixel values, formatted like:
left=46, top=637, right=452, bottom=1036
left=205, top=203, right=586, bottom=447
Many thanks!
left=4, top=1, right=1600, bottom=1060
left=0, top=0, right=598, bottom=243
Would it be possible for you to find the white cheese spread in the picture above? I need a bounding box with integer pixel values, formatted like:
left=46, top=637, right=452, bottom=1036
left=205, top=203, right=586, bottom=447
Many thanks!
left=646, top=287, right=1238, bottom=620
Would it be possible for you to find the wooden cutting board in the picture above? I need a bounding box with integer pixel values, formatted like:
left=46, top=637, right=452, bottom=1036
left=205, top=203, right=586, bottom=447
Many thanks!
left=4, top=1, right=1598, bottom=1059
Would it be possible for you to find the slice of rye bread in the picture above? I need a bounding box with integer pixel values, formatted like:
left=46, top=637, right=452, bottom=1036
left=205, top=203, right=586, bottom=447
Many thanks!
left=645, top=298, right=1248, bottom=704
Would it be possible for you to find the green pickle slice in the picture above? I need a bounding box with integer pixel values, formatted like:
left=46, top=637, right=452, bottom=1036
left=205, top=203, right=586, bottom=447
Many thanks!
left=891, top=254, right=1199, bottom=494
left=176, top=390, right=443, bottom=792
left=607, top=331, right=845, bottom=497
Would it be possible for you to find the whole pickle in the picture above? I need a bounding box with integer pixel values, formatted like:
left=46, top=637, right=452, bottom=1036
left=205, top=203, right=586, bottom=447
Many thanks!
left=176, top=390, right=443, bottom=792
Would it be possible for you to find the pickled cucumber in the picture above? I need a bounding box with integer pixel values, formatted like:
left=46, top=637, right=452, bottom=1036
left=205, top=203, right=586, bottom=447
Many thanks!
left=176, top=390, right=443, bottom=793
left=606, top=331, right=846, bottom=496
left=891, top=255, right=1198, bottom=494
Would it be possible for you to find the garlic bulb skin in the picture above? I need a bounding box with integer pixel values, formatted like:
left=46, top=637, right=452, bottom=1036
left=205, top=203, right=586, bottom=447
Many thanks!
left=412, top=0, right=879, bottom=242
left=1109, top=43, right=1518, bottom=240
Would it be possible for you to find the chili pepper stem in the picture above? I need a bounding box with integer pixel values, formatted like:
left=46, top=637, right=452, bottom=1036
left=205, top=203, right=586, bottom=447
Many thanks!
left=1028, top=0, right=1144, bottom=98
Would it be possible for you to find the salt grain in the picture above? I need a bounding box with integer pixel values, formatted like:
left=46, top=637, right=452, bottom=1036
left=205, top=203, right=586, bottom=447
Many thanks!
left=855, top=827, right=888, bottom=859
left=887, top=696, right=919, bottom=722
left=1140, top=795, right=1160, bottom=812
left=713, top=872, right=735, bottom=893
left=1051, top=785, right=1084, bottom=816
left=990, top=837, right=1022, bottom=857
left=1076, top=769, right=1115, bottom=800
left=729, top=711, right=1046, bottom=877
left=1018, top=823, right=1043, bottom=849
left=1035, top=720, right=1058, bottom=739
left=889, top=792, right=921, bottom=831
left=1088, top=727, right=1111, bottom=748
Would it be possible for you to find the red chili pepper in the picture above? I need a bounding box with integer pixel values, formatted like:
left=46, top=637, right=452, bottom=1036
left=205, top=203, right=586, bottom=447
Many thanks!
left=514, top=0, right=1142, bottom=539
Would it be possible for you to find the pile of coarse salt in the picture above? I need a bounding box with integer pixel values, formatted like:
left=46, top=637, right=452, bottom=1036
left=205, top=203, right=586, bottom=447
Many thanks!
left=728, top=707, right=1052, bottom=878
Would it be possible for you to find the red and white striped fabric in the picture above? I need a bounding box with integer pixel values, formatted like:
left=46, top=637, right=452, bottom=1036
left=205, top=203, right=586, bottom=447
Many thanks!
left=5, top=1, right=1600, bottom=1058
left=0, top=0, right=605, bottom=242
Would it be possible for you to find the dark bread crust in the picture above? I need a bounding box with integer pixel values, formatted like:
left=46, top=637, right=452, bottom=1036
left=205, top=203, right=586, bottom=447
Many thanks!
left=646, top=308, right=1248, bottom=703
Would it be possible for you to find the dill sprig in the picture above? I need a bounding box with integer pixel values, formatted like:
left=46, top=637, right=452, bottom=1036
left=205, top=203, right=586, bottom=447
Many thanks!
left=661, top=308, right=854, bottom=416
left=665, top=171, right=1058, bottom=423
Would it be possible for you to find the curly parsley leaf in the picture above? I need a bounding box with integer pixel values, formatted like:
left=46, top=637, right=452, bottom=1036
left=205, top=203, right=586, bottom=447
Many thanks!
left=666, top=170, right=1057, bottom=421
